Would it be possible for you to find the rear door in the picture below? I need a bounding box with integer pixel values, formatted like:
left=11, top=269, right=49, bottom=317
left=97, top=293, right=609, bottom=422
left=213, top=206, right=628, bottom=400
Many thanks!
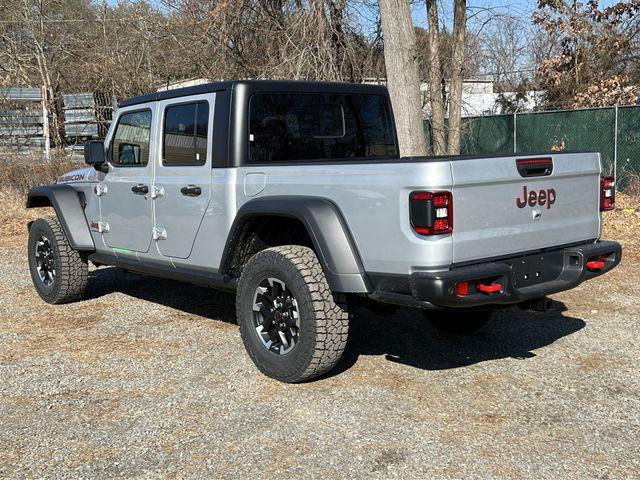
left=100, top=106, right=155, bottom=253
left=450, top=152, right=601, bottom=264
left=153, top=93, right=214, bottom=259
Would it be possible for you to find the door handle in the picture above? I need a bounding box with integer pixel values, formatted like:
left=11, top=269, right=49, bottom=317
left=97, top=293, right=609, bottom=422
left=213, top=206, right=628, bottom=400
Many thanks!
left=181, top=185, right=202, bottom=197
left=131, top=184, right=149, bottom=195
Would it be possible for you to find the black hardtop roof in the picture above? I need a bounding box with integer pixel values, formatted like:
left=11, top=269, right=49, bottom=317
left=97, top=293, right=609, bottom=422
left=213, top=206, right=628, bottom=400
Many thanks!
left=119, top=80, right=389, bottom=108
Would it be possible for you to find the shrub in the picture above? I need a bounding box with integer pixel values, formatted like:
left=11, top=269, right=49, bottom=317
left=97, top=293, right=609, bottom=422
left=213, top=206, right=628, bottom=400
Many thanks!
left=0, top=150, right=80, bottom=193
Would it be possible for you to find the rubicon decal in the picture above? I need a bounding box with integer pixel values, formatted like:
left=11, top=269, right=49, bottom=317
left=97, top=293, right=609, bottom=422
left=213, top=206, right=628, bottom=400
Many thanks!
left=516, top=186, right=556, bottom=209
left=58, top=173, right=85, bottom=183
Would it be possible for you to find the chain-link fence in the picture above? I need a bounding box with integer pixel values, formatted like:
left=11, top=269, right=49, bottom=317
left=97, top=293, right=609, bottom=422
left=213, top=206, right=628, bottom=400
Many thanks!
left=616, top=106, right=640, bottom=188
left=427, top=105, right=640, bottom=190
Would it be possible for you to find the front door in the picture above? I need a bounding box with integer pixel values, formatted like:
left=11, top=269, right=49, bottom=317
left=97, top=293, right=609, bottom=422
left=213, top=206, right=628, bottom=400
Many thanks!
left=153, top=94, right=214, bottom=259
left=100, top=105, right=155, bottom=253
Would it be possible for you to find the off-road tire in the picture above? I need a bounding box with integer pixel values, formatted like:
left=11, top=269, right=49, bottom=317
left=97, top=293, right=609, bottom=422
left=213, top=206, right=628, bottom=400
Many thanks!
left=28, top=216, right=88, bottom=304
left=236, top=245, right=349, bottom=383
left=425, top=310, right=493, bottom=335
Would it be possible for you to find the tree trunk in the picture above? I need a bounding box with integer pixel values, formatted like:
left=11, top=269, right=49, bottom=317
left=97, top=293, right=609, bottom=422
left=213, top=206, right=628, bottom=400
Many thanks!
left=329, top=0, right=347, bottom=80
left=30, top=12, right=63, bottom=147
left=426, top=0, right=446, bottom=155
left=378, top=0, right=428, bottom=157
left=447, top=0, right=467, bottom=155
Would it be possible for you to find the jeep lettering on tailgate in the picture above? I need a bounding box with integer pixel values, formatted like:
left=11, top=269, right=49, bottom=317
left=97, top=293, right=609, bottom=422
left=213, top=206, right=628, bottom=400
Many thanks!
left=516, top=186, right=556, bottom=209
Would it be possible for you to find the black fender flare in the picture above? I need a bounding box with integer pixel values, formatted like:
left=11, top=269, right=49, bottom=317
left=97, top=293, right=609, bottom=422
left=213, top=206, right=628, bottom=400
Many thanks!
left=220, top=196, right=371, bottom=293
left=26, top=184, right=95, bottom=251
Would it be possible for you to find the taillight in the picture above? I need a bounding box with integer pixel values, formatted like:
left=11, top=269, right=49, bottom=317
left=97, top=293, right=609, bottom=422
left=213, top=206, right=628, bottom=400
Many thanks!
left=600, top=175, right=615, bottom=211
left=410, top=191, right=453, bottom=235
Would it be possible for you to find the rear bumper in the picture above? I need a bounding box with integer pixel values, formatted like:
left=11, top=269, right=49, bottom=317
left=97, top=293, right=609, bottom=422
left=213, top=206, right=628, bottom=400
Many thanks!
left=370, top=240, right=621, bottom=309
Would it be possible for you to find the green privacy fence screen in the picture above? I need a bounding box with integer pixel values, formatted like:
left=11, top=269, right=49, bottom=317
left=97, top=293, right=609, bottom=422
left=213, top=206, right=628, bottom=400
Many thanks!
left=425, top=105, right=640, bottom=189
left=617, top=106, right=640, bottom=185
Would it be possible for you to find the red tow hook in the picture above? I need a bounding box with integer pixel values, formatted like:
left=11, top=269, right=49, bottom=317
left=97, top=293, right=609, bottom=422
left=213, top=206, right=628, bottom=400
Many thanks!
left=477, top=283, right=502, bottom=294
left=586, top=260, right=606, bottom=271
left=586, top=255, right=609, bottom=271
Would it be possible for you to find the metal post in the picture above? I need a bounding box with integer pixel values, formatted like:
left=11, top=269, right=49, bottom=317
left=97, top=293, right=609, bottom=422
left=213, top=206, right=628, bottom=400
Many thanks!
left=41, top=85, right=50, bottom=160
left=513, top=108, right=518, bottom=154
left=613, top=104, right=618, bottom=189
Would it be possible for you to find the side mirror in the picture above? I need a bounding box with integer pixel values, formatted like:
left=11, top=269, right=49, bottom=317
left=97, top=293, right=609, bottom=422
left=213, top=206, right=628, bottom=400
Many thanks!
left=84, top=140, right=105, bottom=168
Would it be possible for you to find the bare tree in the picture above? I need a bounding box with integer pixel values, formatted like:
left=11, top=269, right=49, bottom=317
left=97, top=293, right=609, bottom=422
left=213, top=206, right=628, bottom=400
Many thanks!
left=426, top=0, right=445, bottom=155
left=0, top=0, right=393, bottom=149
left=447, top=0, right=466, bottom=155
left=377, top=0, right=427, bottom=156
left=480, top=15, right=534, bottom=92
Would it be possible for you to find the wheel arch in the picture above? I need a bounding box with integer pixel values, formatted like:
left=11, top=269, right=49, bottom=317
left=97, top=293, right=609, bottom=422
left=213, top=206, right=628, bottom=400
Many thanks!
left=26, top=184, right=95, bottom=251
left=220, top=196, right=371, bottom=293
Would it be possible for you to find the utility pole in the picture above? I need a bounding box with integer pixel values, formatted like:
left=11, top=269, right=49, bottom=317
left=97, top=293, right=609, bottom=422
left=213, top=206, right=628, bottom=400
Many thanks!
left=613, top=103, right=618, bottom=187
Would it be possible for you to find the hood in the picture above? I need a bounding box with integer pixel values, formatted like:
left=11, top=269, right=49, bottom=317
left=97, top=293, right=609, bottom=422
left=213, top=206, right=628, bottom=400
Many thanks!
left=56, top=166, right=100, bottom=184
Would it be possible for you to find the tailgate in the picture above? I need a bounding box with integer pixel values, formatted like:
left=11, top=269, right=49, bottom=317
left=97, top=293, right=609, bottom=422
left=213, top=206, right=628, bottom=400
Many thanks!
left=451, top=152, right=601, bottom=264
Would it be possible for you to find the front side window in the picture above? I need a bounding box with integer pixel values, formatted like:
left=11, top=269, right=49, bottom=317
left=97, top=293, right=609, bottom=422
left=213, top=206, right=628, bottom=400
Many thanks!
left=248, top=93, right=397, bottom=164
left=111, top=110, right=152, bottom=166
left=163, top=101, right=209, bottom=165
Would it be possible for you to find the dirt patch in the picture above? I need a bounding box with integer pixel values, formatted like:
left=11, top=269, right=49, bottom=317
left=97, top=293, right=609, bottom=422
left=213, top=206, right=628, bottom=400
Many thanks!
left=573, top=352, right=632, bottom=372
left=0, top=331, right=183, bottom=363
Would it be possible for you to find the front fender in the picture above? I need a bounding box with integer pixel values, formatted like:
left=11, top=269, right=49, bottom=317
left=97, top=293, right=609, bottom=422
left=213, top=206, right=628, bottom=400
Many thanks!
left=222, top=196, right=371, bottom=293
left=26, top=184, right=95, bottom=251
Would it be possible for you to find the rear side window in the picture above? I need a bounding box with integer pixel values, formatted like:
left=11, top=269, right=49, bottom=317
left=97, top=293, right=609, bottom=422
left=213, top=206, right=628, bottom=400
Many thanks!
left=111, top=110, right=152, bottom=166
left=248, top=93, right=397, bottom=164
left=163, top=101, right=209, bottom=166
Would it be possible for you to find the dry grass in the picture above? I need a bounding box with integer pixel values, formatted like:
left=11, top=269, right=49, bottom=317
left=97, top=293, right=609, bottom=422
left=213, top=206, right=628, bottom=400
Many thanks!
left=0, top=152, right=80, bottom=245
left=616, top=166, right=640, bottom=197
left=0, top=188, right=44, bottom=242
left=0, top=152, right=80, bottom=192
left=602, top=191, right=640, bottom=261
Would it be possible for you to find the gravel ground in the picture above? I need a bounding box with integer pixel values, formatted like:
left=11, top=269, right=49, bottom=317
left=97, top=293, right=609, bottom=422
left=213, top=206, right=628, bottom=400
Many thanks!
left=1, top=229, right=639, bottom=479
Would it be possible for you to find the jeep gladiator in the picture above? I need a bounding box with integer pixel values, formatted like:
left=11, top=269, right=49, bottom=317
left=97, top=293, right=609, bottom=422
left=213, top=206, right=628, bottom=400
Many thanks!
left=26, top=80, right=622, bottom=382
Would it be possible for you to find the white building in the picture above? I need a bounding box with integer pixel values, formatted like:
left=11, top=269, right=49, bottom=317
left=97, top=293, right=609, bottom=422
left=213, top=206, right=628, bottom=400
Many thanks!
left=364, top=77, right=544, bottom=117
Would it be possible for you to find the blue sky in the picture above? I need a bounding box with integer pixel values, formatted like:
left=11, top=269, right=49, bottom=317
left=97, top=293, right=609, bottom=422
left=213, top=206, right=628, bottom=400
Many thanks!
left=411, top=0, right=538, bottom=29
left=105, top=0, right=539, bottom=19
left=105, top=0, right=622, bottom=32
left=343, top=0, right=542, bottom=36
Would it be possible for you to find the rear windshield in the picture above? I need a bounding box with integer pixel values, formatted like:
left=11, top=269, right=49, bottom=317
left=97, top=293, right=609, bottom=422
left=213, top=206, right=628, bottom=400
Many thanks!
left=248, top=93, right=398, bottom=164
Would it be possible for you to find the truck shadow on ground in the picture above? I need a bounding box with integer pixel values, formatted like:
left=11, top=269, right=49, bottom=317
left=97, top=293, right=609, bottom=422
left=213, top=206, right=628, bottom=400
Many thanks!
left=85, top=267, right=238, bottom=324
left=86, top=267, right=586, bottom=373
left=332, top=305, right=586, bottom=374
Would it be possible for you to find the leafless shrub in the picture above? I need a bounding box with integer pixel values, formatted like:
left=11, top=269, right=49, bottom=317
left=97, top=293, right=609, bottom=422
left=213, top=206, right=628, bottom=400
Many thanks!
left=0, top=0, right=389, bottom=147
left=617, top=164, right=640, bottom=197
left=0, top=151, right=79, bottom=193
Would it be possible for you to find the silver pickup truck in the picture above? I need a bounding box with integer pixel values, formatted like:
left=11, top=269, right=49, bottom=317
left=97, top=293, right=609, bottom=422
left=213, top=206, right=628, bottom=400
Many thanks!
left=26, top=80, right=622, bottom=382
